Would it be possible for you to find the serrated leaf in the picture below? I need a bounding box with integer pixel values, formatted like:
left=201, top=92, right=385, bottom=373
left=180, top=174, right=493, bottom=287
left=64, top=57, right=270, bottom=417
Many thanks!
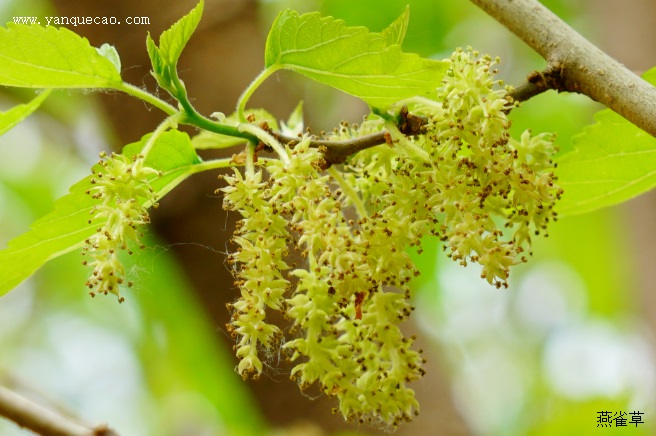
left=556, top=67, right=656, bottom=216
left=0, top=90, right=51, bottom=136
left=381, top=5, right=409, bottom=46
left=146, top=1, right=203, bottom=94
left=155, top=0, right=203, bottom=67
left=0, top=130, right=200, bottom=296
left=264, top=9, right=448, bottom=108
left=146, top=33, right=167, bottom=82
left=0, top=24, right=122, bottom=88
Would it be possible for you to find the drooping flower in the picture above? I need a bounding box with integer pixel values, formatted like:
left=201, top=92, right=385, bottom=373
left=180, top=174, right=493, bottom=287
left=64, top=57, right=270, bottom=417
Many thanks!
left=82, top=152, right=159, bottom=302
left=220, top=48, right=561, bottom=428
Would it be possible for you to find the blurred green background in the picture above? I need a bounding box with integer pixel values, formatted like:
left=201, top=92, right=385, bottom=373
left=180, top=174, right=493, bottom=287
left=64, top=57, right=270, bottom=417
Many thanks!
left=0, top=0, right=655, bottom=435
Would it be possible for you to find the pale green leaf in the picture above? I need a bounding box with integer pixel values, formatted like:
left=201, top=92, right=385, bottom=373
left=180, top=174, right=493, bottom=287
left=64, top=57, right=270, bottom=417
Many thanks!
left=0, top=90, right=51, bottom=136
left=146, top=1, right=203, bottom=94
left=381, top=5, right=409, bottom=46
left=280, top=101, right=304, bottom=136
left=0, top=130, right=200, bottom=296
left=0, top=24, right=122, bottom=88
left=264, top=9, right=448, bottom=108
left=156, top=0, right=204, bottom=67
left=556, top=67, right=656, bottom=215
left=146, top=32, right=167, bottom=84
left=96, top=43, right=121, bottom=74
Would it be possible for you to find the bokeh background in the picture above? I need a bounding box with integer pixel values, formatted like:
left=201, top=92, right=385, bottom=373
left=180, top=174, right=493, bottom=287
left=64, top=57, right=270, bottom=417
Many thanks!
left=1, top=0, right=655, bottom=434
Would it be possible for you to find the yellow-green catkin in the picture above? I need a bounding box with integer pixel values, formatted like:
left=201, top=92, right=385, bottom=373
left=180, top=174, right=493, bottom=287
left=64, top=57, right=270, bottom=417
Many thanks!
left=220, top=48, right=561, bottom=428
left=83, top=152, right=159, bottom=302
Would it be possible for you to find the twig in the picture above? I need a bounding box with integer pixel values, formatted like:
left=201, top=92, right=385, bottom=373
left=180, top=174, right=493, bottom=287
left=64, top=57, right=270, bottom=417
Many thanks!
left=507, top=65, right=565, bottom=103
left=270, top=130, right=387, bottom=165
left=0, top=385, right=118, bottom=436
left=470, top=0, right=656, bottom=138
left=269, top=107, right=426, bottom=165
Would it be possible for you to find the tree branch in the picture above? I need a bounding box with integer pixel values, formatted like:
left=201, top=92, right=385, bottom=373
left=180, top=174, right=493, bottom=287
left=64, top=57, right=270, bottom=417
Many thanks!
left=270, top=130, right=388, bottom=165
left=470, top=0, right=656, bottom=138
left=507, top=65, right=565, bottom=103
left=0, top=385, right=118, bottom=436
left=269, top=108, right=428, bottom=166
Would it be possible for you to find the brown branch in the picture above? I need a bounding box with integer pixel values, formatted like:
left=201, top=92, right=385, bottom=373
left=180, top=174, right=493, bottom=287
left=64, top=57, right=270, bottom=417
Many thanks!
left=268, top=107, right=427, bottom=166
left=507, top=64, right=566, bottom=103
left=270, top=130, right=387, bottom=165
left=470, top=0, right=656, bottom=138
left=0, top=385, right=118, bottom=436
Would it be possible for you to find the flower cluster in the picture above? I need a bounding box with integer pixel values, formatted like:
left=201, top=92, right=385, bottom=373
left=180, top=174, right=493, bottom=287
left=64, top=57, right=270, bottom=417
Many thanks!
left=82, top=152, right=159, bottom=302
left=220, top=48, right=561, bottom=429
left=343, top=47, right=561, bottom=288
left=428, top=48, right=561, bottom=285
left=222, top=140, right=424, bottom=428
left=221, top=167, right=290, bottom=376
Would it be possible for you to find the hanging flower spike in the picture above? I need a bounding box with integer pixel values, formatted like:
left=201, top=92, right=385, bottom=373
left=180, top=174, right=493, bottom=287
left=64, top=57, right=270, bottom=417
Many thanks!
left=82, top=152, right=159, bottom=302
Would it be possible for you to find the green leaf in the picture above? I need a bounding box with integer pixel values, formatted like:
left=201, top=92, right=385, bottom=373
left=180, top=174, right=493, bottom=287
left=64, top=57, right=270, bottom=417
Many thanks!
left=556, top=67, right=656, bottom=215
left=0, top=24, right=122, bottom=88
left=264, top=9, right=449, bottom=109
left=0, top=130, right=200, bottom=297
left=0, top=90, right=51, bottom=136
left=146, top=0, right=203, bottom=94
left=158, top=0, right=204, bottom=67
left=280, top=101, right=304, bottom=136
left=146, top=33, right=167, bottom=84
left=95, top=43, right=121, bottom=74
left=381, top=5, right=409, bottom=46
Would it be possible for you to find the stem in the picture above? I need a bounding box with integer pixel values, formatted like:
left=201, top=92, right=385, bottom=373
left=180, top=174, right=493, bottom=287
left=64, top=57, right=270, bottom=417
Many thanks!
left=238, top=122, right=290, bottom=165
left=0, top=385, right=117, bottom=436
left=145, top=159, right=232, bottom=206
left=115, top=82, right=177, bottom=116
left=189, top=157, right=274, bottom=175
left=148, top=157, right=275, bottom=207
left=189, top=157, right=238, bottom=174
left=245, top=143, right=255, bottom=177
left=181, top=111, right=257, bottom=142
left=328, top=166, right=368, bottom=218
left=508, top=78, right=550, bottom=103
left=470, top=0, right=656, bottom=138
left=270, top=131, right=388, bottom=166
left=159, top=69, right=259, bottom=142
left=236, top=67, right=277, bottom=122
left=141, top=113, right=183, bottom=157
left=270, top=107, right=427, bottom=165
left=169, top=71, right=197, bottom=118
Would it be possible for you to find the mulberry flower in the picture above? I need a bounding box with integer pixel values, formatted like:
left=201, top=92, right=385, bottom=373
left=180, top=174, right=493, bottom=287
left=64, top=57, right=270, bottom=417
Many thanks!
left=265, top=138, right=424, bottom=427
left=83, top=152, right=159, bottom=302
left=220, top=47, right=561, bottom=429
left=221, top=167, right=291, bottom=378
